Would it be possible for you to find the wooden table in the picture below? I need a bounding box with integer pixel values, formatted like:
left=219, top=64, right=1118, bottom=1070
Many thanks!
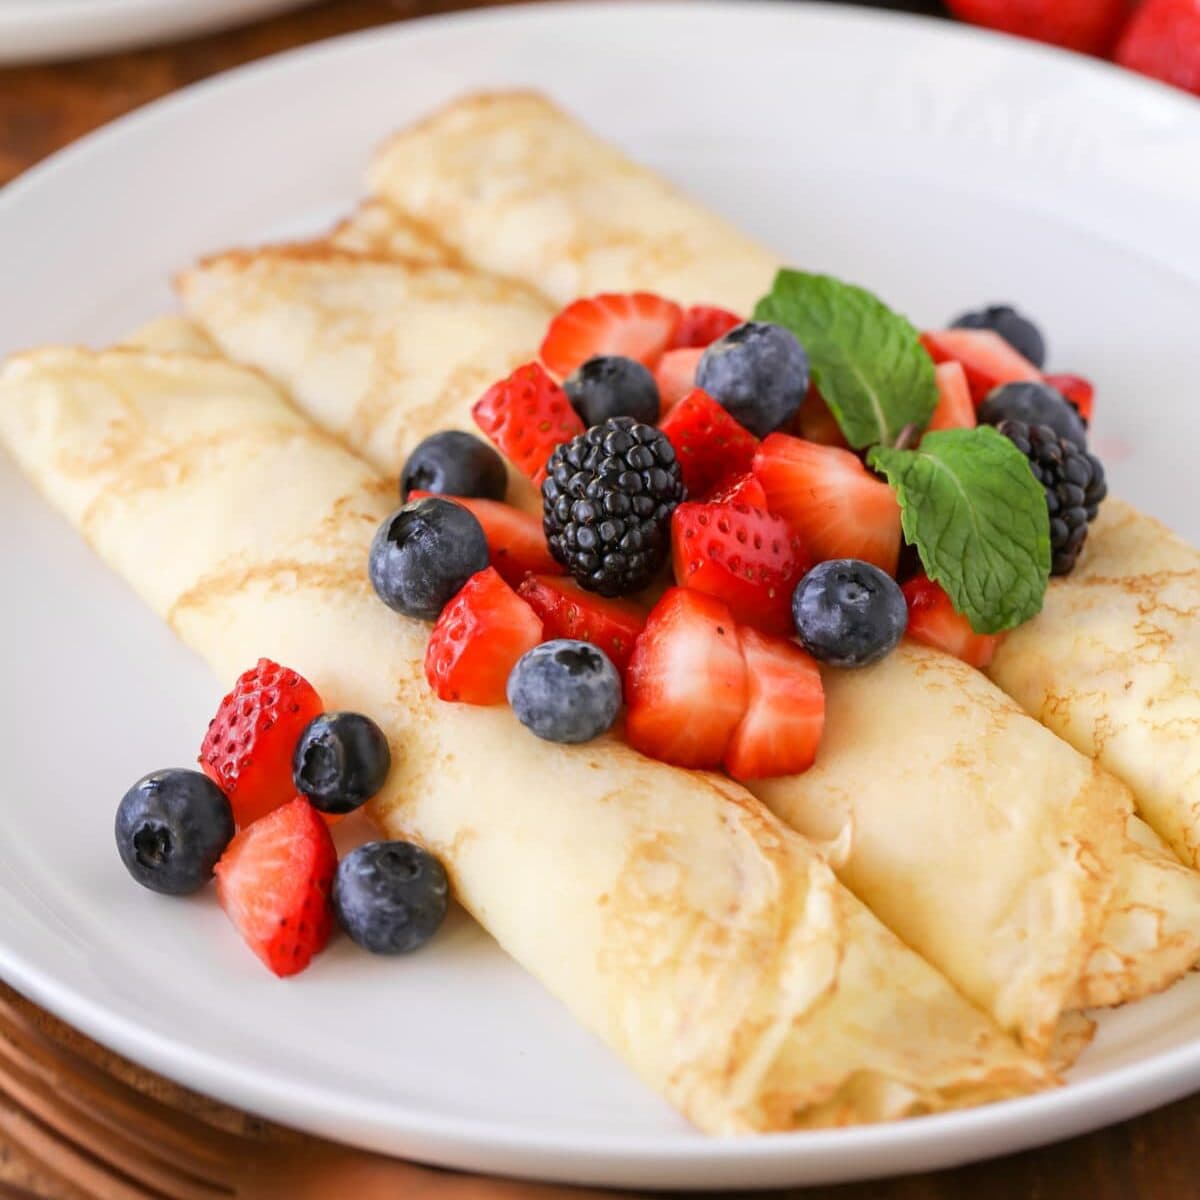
left=0, top=2, right=1194, bottom=1196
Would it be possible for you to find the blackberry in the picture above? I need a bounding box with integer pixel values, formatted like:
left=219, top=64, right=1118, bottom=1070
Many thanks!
left=998, top=420, right=1107, bottom=577
left=542, top=417, right=684, bottom=597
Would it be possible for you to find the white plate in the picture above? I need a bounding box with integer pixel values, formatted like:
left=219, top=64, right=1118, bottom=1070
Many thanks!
left=3, top=2, right=1200, bottom=1189
left=0, top=0, right=317, bottom=65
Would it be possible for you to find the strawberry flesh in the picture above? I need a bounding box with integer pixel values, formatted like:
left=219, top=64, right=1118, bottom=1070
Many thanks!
left=654, top=347, right=704, bottom=414
left=659, top=388, right=758, bottom=498
left=517, top=574, right=645, bottom=674
left=792, top=383, right=850, bottom=448
left=927, top=361, right=977, bottom=433
left=707, top=472, right=768, bottom=510
left=214, top=797, right=337, bottom=978
left=902, top=575, right=1003, bottom=669
left=540, top=292, right=682, bottom=380
left=669, top=305, right=742, bottom=349
left=921, top=329, right=1042, bottom=406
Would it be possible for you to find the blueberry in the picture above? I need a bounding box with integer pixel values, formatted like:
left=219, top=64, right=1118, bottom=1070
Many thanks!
left=115, top=769, right=234, bottom=895
left=793, top=559, right=907, bottom=668
left=507, top=639, right=622, bottom=743
left=696, top=322, right=809, bottom=438
left=977, top=381, right=1087, bottom=450
left=334, top=841, right=449, bottom=955
left=564, top=356, right=660, bottom=427
left=400, top=430, right=507, bottom=503
left=293, top=712, right=391, bottom=814
left=951, top=304, right=1046, bottom=368
left=369, top=497, right=489, bottom=620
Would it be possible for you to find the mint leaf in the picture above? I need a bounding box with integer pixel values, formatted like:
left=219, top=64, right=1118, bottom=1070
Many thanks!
left=869, top=428, right=1050, bottom=634
left=754, top=269, right=937, bottom=450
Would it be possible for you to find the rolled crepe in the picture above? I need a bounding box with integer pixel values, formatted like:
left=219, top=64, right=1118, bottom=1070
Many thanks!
left=177, top=242, right=1200, bottom=1052
left=370, top=91, right=1200, bottom=883
left=0, top=339, right=1052, bottom=1128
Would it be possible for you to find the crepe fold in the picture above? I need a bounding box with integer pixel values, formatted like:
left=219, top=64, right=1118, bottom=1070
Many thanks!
left=0, top=339, right=1055, bottom=1129
left=176, top=238, right=1200, bottom=1053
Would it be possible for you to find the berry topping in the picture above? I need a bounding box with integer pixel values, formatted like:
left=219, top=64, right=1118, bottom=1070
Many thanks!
left=671, top=501, right=810, bottom=635
left=200, top=659, right=324, bottom=829
left=625, top=588, right=748, bottom=770
left=472, top=362, right=585, bottom=485
left=792, top=559, right=908, bottom=668
left=978, top=380, right=1088, bottom=450
left=945, top=0, right=1127, bottom=54
left=292, top=712, right=391, bottom=815
left=696, top=321, right=810, bottom=438
left=115, top=769, right=234, bottom=895
left=333, top=841, right=449, bottom=956
left=425, top=567, right=544, bottom=704
left=653, top=347, right=704, bottom=413
left=407, top=491, right=562, bottom=588
left=707, top=472, right=768, bottom=510
left=400, top=430, right=508, bottom=503
left=658, top=388, right=758, bottom=499
left=752, top=434, right=903, bottom=576
left=902, top=575, right=1004, bottom=669
left=540, top=292, right=682, bottom=380
left=950, top=304, right=1047, bottom=369
left=516, top=574, right=645, bottom=673
left=507, top=639, right=622, bottom=744
left=723, top=629, right=825, bottom=781
left=542, top=417, right=685, bottom=597
left=669, top=305, right=743, bottom=349
left=368, top=497, right=490, bottom=621
left=1116, top=0, right=1200, bottom=96
left=214, top=797, right=337, bottom=978
left=927, top=361, right=976, bottom=433
left=564, top=355, right=661, bottom=427
left=920, top=328, right=1041, bottom=406
left=997, top=420, right=1107, bottom=576
left=1044, top=373, right=1095, bottom=426
left=792, top=383, right=850, bottom=449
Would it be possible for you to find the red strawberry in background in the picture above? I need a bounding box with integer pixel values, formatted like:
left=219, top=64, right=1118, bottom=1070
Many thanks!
left=473, top=362, right=584, bottom=486
left=792, top=383, right=851, bottom=449
left=1044, top=373, right=1095, bottom=425
left=669, top=305, right=743, bottom=349
left=1115, top=0, right=1200, bottom=95
left=200, top=659, right=323, bottom=828
left=654, top=348, right=704, bottom=412
left=902, top=575, right=1004, bottom=669
left=659, top=388, right=759, bottom=498
left=921, top=330, right=1042, bottom=406
left=540, top=292, right=682, bottom=380
left=945, top=0, right=1128, bottom=54
left=517, top=575, right=645, bottom=673
left=214, top=797, right=337, bottom=977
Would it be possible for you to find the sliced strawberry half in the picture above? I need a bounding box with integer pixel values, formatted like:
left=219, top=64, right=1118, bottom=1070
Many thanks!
left=654, top=347, right=703, bottom=413
left=625, top=588, right=748, bottom=770
left=214, top=797, right=337, bottom=978
left=926, top=361, right=976, bottom=433
left=724, top=628, right=825, bottom=781
left=473, top=362, right=584, bottom=486
left=792, top=383, right=850, bottom=449
left=1045, top=373, right=1094, bottom=425
left=752, top=434, right=902, bottom=575
left=517, top=574, right=645, bottom=673
left=902, top=575, right=1003, bottom=669
left=921, top=329, right=1042, bottom=406
left=671, top=502, right=810, bottom=635
left=669, top=305, right=742, bottom=349
left=409, top=491, right=562, bottom=587
left=659, top=388, right=758, bottom=498
left=425, top=567, right=544, bottom=705
left=707, top=472, right=768, bottom=510
left=540, top=292, right=682, bottom=380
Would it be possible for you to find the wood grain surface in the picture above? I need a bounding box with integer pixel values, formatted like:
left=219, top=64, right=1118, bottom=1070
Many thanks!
left=0, top=2, right=1195, bottom=1196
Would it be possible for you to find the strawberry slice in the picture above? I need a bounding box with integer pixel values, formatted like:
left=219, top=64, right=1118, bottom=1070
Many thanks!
left=921, top=329, right=1042, bottom=406
left=625, top=588, right=748, bottom=770
left=926, top=361, right=976, bottom=433
left=752, top=434, right=902, bottom=575
left=945, top=0, right=1127, bottom=55
left=792, top=383, right=850, bottom=449
left=654, top=347, right=703, bottom=413
left=902, top=575, right=1003, bottom=669
left=724, top=628, right=825, bottom=781
left=200, top=659, right=324, bottom=829
left=540, top=292, right=682, bottom=380
left=1044, top=373, right=1094, bottom=425
left=425, top=567, right=544, bottom=705
left=659, top=388, right=759, bottom=498
left=669, top=305, right=742, bottom=349
left=409, top=490, right=562, bottom=587
left=671, top=502, right=809, bottom=635
left=1116, top=0, right=1200, bottom=96
left=473, top=362, right=584, bottom=486
left=707, top=472, right=768, bottom=510
left=214, top=797, right=337, bottom=977
left=517, top=574, right=645, bottom=673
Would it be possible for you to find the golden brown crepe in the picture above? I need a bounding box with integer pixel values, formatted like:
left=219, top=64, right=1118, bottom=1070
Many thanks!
left=0, top=337, right=1054, bottom=1129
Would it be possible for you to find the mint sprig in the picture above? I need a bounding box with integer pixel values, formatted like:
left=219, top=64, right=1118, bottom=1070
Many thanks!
left=869, top=429, right=1051, bottom=634
left=753, top=269, right=937, bottom=450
